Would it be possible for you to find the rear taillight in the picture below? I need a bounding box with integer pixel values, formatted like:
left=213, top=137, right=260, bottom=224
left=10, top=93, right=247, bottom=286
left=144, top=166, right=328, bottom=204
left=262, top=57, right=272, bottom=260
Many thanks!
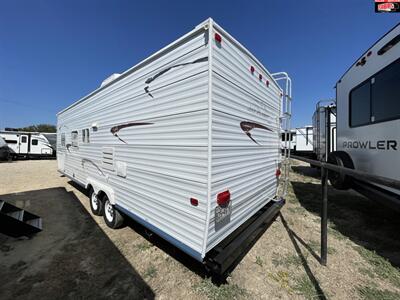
left=276, top=168, right=281, bottom=177
left=217, top=190, right=230, bottom=207
left=190, top=198, right=198, bottom=206
left=215, top=33, right=222, bottom=43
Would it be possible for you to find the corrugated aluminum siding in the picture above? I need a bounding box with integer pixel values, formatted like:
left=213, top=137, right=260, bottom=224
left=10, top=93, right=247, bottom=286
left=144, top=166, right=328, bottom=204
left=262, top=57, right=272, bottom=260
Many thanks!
left=205, top=25, right=282, bottom=252
left=57, top=27, right=210, bottom=259
left=57, top=19, right=283, bottom=261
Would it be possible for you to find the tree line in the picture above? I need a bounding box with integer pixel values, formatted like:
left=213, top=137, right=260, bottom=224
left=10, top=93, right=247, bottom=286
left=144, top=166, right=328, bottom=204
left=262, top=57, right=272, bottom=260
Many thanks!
left=5, top=124, right=56, bottom=133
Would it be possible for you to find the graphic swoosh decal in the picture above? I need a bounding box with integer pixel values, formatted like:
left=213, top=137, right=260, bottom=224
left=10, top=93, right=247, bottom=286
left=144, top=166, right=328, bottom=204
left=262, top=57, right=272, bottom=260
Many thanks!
left=144, top=56, right=208, bottom=98
left=81, top=159, right=105, bottom=176
left=240, top=121, right=273, bottom=145
left=110, top=122, right=153, bottom=144
left=58, top=124, right=69, bottom=131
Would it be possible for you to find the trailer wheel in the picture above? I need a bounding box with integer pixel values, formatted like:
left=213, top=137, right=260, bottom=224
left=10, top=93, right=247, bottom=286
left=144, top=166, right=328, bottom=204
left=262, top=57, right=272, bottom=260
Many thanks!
left=89, top=188, right=104, bottom=216
left=328, top=151, right=354, bottom=190
left=103, top=196, right=124, bottom=229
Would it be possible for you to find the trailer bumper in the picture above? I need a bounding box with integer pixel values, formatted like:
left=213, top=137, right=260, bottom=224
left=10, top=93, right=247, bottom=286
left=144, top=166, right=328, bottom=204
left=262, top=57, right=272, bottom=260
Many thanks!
left=204, top=198, right=285, bottom=277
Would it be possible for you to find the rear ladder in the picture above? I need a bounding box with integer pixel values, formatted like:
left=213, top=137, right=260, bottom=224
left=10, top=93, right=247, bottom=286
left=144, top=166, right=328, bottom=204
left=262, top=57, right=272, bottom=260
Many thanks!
left=272, top=72, right=292, bottom=198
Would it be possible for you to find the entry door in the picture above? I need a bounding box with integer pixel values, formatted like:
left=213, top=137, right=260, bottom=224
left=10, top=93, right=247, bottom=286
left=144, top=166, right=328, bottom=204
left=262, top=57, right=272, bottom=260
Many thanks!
left=19, top=135, right=29, bottom=154
left=58, top=153, right=65, bottom=172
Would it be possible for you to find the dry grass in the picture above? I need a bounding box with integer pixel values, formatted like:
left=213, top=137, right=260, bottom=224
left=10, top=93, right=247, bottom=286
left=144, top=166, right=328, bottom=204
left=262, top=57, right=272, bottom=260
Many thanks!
left=1, top=159, right=400, bottom=299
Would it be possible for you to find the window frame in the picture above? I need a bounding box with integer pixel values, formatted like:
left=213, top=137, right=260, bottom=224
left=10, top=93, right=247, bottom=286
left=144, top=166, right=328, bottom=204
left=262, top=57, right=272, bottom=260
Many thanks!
left=349, top=57, right=400, bottom=128
left=71, top=131, right=78, bottom=147
left=32, top=139, right=38, bottom=146
left=81, top=128, right=90, bottom=143
left=306, top=127, right=311, bottom=145
left=61, top=133, right=65, bottom=147
left=5, top=139, right=18, bottom=144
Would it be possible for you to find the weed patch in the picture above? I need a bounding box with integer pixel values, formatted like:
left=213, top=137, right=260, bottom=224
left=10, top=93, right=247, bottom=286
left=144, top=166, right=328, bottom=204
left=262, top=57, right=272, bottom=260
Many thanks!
left=292, top=275, right=321, bottom=299
left=255, top=256, right=263, bottom=267
left=355, top=247, right=400, bottom=288
left=272, top=253, right=303, bottom=268
left=268, top=271, right=293, bottom=292
left=357, top=285, right=400, bottom=300
left=193, top=278, right=247, bottom=300
left=136, top=242, right=152, bottom=251
left=308, top=240, right=337, bottom=255
left=144, top=264, right=157, bottom=279
left=287, top=206, right=306, bottom=215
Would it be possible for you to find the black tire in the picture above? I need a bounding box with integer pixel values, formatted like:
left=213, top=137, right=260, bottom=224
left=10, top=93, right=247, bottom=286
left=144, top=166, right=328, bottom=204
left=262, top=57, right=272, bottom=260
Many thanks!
left=328, top=151, right=354, bottom=190
left=103, top=196, right=124, bottom=229
left=89, top=188, right=104, bottom=216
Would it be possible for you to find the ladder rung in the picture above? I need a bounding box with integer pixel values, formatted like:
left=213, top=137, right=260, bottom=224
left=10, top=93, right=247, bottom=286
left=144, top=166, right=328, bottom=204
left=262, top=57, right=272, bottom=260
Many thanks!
left=7, top=210, right=24, bottom=221
left=26, top=218, right=42, bottom=229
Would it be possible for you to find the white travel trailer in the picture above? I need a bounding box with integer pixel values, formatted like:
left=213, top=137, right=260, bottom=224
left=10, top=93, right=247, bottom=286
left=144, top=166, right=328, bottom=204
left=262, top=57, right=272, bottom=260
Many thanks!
left=0, top=137, right=11, bottom=160
left=57, top=18, right=292, bottom=274
left=312, top=101, right=337, bottom=161
left=0, top=131, right=56, bottom=159
left=329, top=23, right=400, bottom=205
left=294, top=126, right=313, bottom=154
left=281, top=129, right=296, bottom=152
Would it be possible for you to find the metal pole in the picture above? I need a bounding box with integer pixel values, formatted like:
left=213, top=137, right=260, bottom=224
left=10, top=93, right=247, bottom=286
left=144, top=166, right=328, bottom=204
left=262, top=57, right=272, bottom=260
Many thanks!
left=321, top=166, right=328, bottom=266
left=321, top=106, right=330, bottom=266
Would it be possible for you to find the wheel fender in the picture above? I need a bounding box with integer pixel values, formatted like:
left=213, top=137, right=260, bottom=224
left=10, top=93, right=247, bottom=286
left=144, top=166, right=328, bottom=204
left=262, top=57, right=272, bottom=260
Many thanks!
left=85, top=177, right=116, bottom=205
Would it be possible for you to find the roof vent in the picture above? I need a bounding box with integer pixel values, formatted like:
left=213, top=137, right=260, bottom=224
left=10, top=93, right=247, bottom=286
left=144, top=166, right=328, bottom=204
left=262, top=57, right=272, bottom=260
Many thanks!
left=101, top=73, right=121, bottom=87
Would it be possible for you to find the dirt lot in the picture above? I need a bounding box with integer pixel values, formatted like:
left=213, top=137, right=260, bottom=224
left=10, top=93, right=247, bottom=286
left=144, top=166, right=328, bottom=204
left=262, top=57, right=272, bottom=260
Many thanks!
left=1, top=159, right=400, bottom=299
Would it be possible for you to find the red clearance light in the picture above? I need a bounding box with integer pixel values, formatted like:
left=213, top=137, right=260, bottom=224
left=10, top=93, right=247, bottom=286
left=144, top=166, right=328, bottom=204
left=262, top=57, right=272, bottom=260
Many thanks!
left=217, top=190, right=230, bottom=207
left=276, top=168, right=281, bottom=177
left=250, top=66, right=255, bottom=73
left=259, top=74, right=263, bottom=80
left=190, top=198, right=199, bottom=206
left=266, top=80, right=270, bottom=87
left=367, top=51, right=372, bottom=57
left=215, top=33, right=222, bottom=43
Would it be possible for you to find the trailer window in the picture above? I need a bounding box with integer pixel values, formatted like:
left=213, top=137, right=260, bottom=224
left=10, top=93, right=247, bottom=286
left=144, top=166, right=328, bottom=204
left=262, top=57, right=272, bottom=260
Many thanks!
left=306, top=128, right=311, bottom=145
left=21, top=136, right=27, bottom=143
left=61, top=133, right=65, bottom=146
left=5, top=139, right=17, bottom=144
left=371, top=59, right=400, bottom=123
left=81, top=129, right=90, bottom=143
left=32, top=139, right=38, bottom=146
left=349, top=81, right=370, bottom=127
left=71, top=131, right=78, bottom=147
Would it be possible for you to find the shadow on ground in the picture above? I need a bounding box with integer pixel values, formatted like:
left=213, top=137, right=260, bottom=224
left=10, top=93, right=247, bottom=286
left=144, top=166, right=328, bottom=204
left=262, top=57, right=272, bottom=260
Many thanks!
left=68, top=181, right=209, bottom=280
left=68, top=181, right=273, bottom=285
left=291, top=165, right=320, bottom=179
left=291, top=177, right=400, bottom=267
left=0, top=187, right=154, bottom=299
left=280, top=213, right=327, bottom=300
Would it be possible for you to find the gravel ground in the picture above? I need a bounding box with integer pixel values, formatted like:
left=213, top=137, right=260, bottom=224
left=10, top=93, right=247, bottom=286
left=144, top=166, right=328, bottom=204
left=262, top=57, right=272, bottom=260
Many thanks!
left=1, top=159, right=400, bottom=299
